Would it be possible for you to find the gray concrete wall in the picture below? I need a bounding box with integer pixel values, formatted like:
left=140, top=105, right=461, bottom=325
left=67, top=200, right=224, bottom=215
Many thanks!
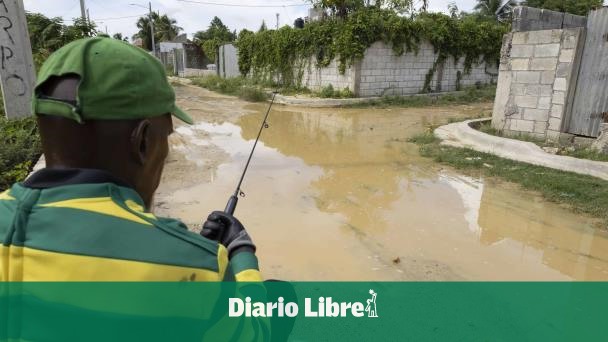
left=491, top=28, right=584, bottom=140
left=218, top=44, right=240, bottom=78
left=298, top=58, right=357, bottom=93
left=358, top=41, right=497, bottom=97
left=512, top=6, right=587, bottom=32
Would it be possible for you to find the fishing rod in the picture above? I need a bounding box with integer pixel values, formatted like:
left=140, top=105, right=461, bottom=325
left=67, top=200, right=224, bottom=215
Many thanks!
left=224, top=91, right=278, bottom=215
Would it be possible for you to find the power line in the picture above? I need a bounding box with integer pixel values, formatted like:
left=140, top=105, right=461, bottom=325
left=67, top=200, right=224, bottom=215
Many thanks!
left=177, top=0, right=308, bottom=8
left=64, top=14, right=147, bottom=22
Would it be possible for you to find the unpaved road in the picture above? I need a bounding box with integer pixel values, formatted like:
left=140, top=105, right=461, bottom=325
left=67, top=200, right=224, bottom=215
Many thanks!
left=154, top=84, right=608, bottom=281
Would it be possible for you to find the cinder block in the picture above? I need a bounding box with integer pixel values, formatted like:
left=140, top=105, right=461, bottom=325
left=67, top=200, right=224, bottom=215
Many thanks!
left=524, top=84, right=540, bottom=96
left=534, top=44, right=560, bottom=57
left=554, top=78, right=568, bottom=91
left=550, top=104, right=564, bottom=118
left=559, top=49, right=574, bottom=63
left=512, top=32, right=528, bottom=45
left=534, top=121, right=548, bottom=133
left=515, top=95, right=539, bottom=108
left=539, top=85, right=553, bottom=96
left=530, top=58, right=558, bottom=71
left=511, top=58, right=530, bottom=71
left=556, top=63, right=571, bottom=77
left=563, top=14, right=587, bottom=28
left=552, top=91, right=566, bottom=105
left=541, top=71, right=555, bottom=85
left=538, top=96, right=552, bottom=109
left=562, top=32, right=579, bottom=49
left=548, top=117, right=562, bottom=131
left=511, top=83, right=526, bottom=96
left=511, top=119, right=535, bottom=132
left=527, top=30, right=553, bottom=45
left=515, top=71, right=541, bottom=83
left=511, top=45, right=534, bottom=58
left=523, top=108, right=549, bottom=121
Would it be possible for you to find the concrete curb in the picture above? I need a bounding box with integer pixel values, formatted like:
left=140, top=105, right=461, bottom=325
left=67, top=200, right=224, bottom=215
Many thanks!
left=434, top=119, right=608, bottom=181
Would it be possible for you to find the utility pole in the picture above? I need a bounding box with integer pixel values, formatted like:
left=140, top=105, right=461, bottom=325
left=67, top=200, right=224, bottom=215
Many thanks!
left=276, top=13, right=279, bottom=29
left=80, top=0, right=87, bottom=21
left=149, top=2, right=156, bottom=56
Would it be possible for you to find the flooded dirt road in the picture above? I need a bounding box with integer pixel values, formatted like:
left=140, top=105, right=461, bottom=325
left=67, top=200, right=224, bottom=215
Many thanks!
left=155, top=84, right=608, bottom=281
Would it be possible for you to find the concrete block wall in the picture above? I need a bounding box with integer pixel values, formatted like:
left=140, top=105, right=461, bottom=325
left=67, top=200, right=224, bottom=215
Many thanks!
left=491, top=28, right=584, bottom=140
left=357, top=41, right=496, bottom=97
left=512, top=6, right=586, bottom=32
left=298, top=58, right=356, bottom=92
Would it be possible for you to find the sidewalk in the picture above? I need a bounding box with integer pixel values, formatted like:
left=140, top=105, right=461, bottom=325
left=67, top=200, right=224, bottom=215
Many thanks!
left=435, top=119, right=608, bottom=181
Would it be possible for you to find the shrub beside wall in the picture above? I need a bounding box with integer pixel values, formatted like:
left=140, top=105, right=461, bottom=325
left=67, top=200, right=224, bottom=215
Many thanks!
left=0, top=95, right=41, bottom=191
left=235, top=8, right=509, bottom=89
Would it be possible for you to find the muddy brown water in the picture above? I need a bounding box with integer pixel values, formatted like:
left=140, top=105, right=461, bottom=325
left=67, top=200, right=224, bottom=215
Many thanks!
left=154, top=85, right=608, bottom=281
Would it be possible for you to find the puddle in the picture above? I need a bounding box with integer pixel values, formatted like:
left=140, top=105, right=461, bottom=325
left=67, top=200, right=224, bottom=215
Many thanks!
left=155, top=86, right=608, bottom=281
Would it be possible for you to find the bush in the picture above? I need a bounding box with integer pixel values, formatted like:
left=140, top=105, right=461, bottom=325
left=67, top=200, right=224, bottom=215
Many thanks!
left=319, top=84, right=335, bottom=98
left=238, top=86, right=268, bottom=102
left=0, top=116, right=41, bottom=191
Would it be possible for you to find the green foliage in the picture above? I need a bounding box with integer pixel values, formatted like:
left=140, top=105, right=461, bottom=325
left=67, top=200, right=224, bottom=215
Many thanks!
left=349, top=85, right=496, bottom=108
left=319, top=84, right=335, bottom=98
left=521, top=0, right=602, bottom=16
left=112, top=33, right=129, bottom=42
left=411, top=132, right=608, bottom=228
left=0, top=115, right=41, bottom=191
left=235, top=8, right=508, bottom=89
left=317, top=84, right=355, bottom=98
left=26, top=12, right=98, bottom=70
left=133, top=13, right=182, bottom=51
left=190, top=75, right=268, bottom=102
left=194, top=17, right=236, bottom=63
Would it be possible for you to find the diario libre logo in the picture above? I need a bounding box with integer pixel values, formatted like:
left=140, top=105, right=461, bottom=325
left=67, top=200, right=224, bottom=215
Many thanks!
left=229, top=289, right=379, bottom=318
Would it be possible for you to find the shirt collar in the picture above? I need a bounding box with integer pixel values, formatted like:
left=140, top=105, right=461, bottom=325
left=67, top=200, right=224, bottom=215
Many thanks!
left=23, top=168, right=132, bottom=189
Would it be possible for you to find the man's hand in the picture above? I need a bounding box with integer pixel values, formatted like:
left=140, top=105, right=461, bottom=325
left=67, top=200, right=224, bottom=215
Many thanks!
left=201, top=211, right=256, bottom=258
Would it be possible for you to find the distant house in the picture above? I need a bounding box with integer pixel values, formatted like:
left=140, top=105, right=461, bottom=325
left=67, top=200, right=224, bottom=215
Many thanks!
left=158, top=38, right=213, bottom=77
left=132, top=38, right=144, bottom=48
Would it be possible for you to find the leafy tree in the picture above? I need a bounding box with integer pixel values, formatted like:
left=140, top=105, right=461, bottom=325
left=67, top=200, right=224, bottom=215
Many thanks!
left=26, top=13, right=97, bottom=69
left=309, top=0, right=413, bottom=17
left=113, top=33, right=129, bottom=41
left=193, top=17, right=236, bottom=63
left=521, top=0, right=602, bottom=16
left=63, top=17, right=97, bottom=41
left=258, top=20, right=268, bottom=32
left=448, top=2, right=459, bottom=18
left=308, top=0, right=365, bottom=18
left=155, top=14, right=183, bottom=41
left=474, top=0, right=518, bottom=20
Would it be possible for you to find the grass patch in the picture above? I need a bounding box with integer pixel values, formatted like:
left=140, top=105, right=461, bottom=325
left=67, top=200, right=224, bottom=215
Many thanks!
left=0, top=116, right=41, bottom=191
left=410, top=132, right=608, bottom=229
left=347, top=85, right=496, bottom=108
left=190, top=75, right=268, bottom=102
left=476, top=121, right=608, bottom=162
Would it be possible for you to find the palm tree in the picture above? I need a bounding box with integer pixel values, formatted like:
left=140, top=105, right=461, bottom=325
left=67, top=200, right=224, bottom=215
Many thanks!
left=133, top=13, right=182, bottom=50
left=155, top=14, right=183, bottom=42
left=474, top=0, right=518, bottom=18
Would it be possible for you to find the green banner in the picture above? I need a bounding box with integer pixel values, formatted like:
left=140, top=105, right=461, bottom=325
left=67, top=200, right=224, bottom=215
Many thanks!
left=0, top=282, right=607, bottom=341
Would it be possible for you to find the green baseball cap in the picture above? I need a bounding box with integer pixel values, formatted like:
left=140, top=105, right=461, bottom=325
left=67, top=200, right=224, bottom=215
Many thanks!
left=32, top=37, right=193, bottom=124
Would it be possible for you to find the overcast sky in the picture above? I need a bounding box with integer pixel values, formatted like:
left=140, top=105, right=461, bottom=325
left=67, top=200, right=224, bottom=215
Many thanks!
left=22, top=0, right=495, bottom=40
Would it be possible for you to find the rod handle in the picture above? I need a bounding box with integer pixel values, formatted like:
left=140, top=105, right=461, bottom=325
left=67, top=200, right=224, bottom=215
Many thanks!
left=224, top=195, right=239, bottom=215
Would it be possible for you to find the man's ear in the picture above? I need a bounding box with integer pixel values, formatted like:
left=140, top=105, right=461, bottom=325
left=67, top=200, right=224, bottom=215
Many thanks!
left=130, top=120, right=151, bottom=165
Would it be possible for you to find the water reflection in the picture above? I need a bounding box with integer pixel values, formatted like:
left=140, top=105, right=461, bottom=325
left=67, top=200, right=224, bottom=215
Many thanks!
left=232, top=106, right=608, bottom=280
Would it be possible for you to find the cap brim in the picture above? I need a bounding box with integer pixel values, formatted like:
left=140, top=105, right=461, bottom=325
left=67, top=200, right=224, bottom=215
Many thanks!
left=172, top=106, right=194, bottom=125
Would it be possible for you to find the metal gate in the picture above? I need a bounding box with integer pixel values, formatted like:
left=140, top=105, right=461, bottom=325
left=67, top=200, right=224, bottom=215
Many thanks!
left=568, top=8, right=608, bottom=137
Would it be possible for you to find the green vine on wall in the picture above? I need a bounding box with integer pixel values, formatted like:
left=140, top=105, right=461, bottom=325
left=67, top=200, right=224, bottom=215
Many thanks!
left=235, top=8, right=509, bottom=88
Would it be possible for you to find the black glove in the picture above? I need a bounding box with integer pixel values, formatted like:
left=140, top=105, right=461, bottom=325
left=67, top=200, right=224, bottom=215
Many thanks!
left=201, top=211, right=256, bottom=258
